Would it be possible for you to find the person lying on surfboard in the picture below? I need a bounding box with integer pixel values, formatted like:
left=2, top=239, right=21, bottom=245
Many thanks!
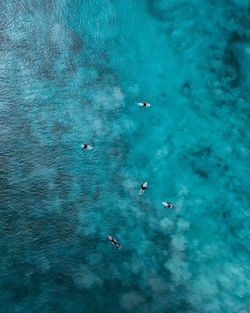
left=137, top=101, right=151, bottom=107
left=81, top=144, right=93, bottom=150
left=139, top=182, right=148, bottom=195
left=162, top=201, right=174, bottom=209
left=108, top=235, right=121, bottom=249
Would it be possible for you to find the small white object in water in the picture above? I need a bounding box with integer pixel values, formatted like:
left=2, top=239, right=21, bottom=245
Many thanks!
left=81, top=144, right=93, bottom=150
left=139, top=182, right=148, bottom=195
left=108, top=235, right=121, bottom=249
left=137, top=102, right=151, bottom=108
left=162, top=201, right=174, bottom=209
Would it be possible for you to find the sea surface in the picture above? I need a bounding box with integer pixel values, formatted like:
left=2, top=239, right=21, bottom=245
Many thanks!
left=1, top=1, right=250, bottom=312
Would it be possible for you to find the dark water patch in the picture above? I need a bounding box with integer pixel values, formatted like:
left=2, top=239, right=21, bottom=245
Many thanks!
left=69, top=32, right=84, bottom=53
left=0, top=159, right=11, bottom=198
left=222, top=46, right=240, bottom=89
left=185, top=145, right=211, bottom=179
left=222, top=209, right=231, bottom=220
left=185, top=143, right=232, bottom=180
left=54, top=173, right=73, bottom=196
left=51, top=121, right=71, bottom=135
left=180, top=81, right=192, bottom=97
left=146, top=0, right=167, bottom=21
left=174, top=299, right=194, bottom=313
left=206, top=10, right=249, bottom=115
left=29, top=180, right=52, bottom=199
left=229, top=31, right=248, bottom=45
left=192, top=167, right=209, bottom=179
left=151, top=229, right=171, bottom=255
left=146, top=0, right=185, bottom=22
left=37, top=61, right=57, bottom=81
left=82, top=51, right=110, bottom=73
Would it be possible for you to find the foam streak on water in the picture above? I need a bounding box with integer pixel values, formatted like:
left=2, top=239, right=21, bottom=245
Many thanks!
left=0, top=1, right=250, bottom=312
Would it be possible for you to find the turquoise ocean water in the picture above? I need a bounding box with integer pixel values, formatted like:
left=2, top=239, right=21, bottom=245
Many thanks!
left=1, top=1, right=250, bottom=312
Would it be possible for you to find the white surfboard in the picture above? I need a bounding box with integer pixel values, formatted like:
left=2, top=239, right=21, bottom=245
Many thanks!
left=162, top=201, right=173, bottom=208
left=139, top=182, right=148, bottom=195
left=137, top=102, right=151, bottom=108
left=81, top=144, right=93, bottom=150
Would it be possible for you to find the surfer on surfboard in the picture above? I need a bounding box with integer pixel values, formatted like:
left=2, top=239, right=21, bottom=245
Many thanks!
left=162, top=202, right=174, bottom=209
left=137, top=101, right=151, bottom=108
left=139, top=182, right=148, bottom=195
left=81, top=144, right=93, bottom=150
left=108, top=235, right=121, bottom=249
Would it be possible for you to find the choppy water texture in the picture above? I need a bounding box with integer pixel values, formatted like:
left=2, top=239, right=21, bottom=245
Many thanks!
left=0, top=1, right=250, bottom=312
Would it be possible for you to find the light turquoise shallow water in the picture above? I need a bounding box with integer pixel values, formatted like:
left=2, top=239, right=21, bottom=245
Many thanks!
left=1, top=1, right=250, bottom=312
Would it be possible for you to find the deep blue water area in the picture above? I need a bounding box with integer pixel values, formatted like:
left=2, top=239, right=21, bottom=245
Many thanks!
left=1, top=1, right=250, bottom=312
